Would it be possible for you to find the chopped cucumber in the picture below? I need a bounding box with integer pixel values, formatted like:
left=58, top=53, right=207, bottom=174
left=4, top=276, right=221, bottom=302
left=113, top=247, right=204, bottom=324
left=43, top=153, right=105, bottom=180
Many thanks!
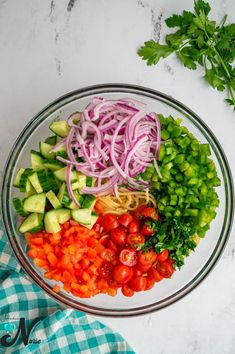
left=57, top=183, right=66, bottom=204
left=13, top=168, right=25, bottom=188
left=13, top=198, right=29, bottom=217
left=30, top=150, right=44, bottom=170
left=44, top=210, right=61, bottom=233
left=77, top=173, right=86, bottom=190
left=81, top=195, right=96, bottom=209
left=46, top=191, right=61, bottom=209
left=82, top=213, right=98, bottom=229
left=71, top=181, right=80, bottom=190
left=54, top=209, right=71, bottom=224
left=39, top=142, right=56, bottom=159
left=71, top=208, right=92, bottom=225
left=19, top=213, right=43, bottom=233
left=86, top=176, right=95, bottom=187
left=54, top=167, right=77, bottom=182
left=43, top=159, right=65, bottom=171
left=23, top=193, right=46, bottom=214
left=44, top=136, right=57, bottom=145
left=28, top=172, right=43, bottom=193
left=19, top=169, right=33, bottom=192
left=49, top=121, right=70, bottom=138
left=25, top=183, right=37, bottom=197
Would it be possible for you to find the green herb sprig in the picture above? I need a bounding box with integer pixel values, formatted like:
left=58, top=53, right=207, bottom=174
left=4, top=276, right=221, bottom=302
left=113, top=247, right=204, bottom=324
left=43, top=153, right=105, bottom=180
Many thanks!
left=138, top=0, right=235, bottom=110
left=140, top=217, right=197, bottom=269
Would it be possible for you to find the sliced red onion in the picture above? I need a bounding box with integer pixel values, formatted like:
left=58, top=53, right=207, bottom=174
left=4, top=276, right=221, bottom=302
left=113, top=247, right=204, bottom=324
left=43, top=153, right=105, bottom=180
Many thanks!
left=58, top=97, right=161, bottom=196
left=66, top=164, right=80, bottom=206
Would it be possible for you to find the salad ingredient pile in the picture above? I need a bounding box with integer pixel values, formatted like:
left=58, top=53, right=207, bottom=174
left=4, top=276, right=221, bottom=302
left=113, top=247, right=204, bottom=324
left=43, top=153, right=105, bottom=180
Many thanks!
left=12, top=96, right=221, bottom=298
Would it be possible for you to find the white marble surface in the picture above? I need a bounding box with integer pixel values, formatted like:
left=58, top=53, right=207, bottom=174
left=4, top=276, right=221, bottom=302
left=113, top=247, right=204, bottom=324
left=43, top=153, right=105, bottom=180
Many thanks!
left=0, top=0, right=235, bottom=353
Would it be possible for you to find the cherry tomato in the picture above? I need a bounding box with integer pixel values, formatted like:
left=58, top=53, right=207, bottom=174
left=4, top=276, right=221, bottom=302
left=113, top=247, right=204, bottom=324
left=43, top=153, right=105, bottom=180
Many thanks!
left=118, top=213, right=133, bottom=228
left=129, top=220, right=140, bottom=233
left=101, top=248, right=116, bottom=263
left=107, top=239, right=119, bottom=254
left=158, top=250, right=169, bottom=263
left=156, top=261, right=174, bottom=278
left=141, top=223, right=155, bottom=237
left=99, top=235, right=109, bottom=246
left=140, top=207, right=159, bottom=221
left=132, top=268, right=143, bottom=277
left=119, top=249, right=137, bottom=267
left=145, top=276, right=155, bottom=290
left=134, top=205, right=148, bottom=220
left=101, top=214, right=119, bottom=232
left=129, top=276, right=147, bottom=292
left=121, top=284, right=135, bottom=297
left=148, top=267, right=163, bottom=282
left=127, top=233, right=145, bottom=249
left=111, top=226, right=127, bottom=246
left=99, top=263, right=112, bottom=279
left=137, top=262, right=152, bottom=273
left=138, top=250, right=157, bottom=266
left=112, top=265, right=133, bottom=284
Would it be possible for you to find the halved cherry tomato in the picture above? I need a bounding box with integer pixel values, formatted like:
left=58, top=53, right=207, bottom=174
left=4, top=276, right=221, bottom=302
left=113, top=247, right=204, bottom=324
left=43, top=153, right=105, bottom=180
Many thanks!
left=119, top=249, right=137, bottom=267
left=148, top=267, right=163, bottom=282
left=140, top=207, right=159, bottom=221
left=111, top=226, right=127, bottom=246
left=141, top=223, right=155, bottom=237
left=145, top=276, right=155, bottom=290
left=101, top=214, right=119, bottom=232
left=134, top=205, right=148, bottom=220
left=158, top=250, right=169, bottom=263
left=138, top=250, right=157, bottom=266
left=127, top=233, right=145, bottom=249
left=99, top=263, right=112, bottom=279
left=101, top=248, right=116, bottom=263
left=99, top=235, right=110, bottom=246
left=129, top=220, right=140, bottom=233
left=156, top=261, right=174, bottom=278
left=112, top=265, right=133, bottom=284
left=129, top=276, right=147, bottom=292
left=118, top=213, right=133, bottom=228
left=107, top=239, right=119, bottom=254
left=121, top=284, right=135, bottom=297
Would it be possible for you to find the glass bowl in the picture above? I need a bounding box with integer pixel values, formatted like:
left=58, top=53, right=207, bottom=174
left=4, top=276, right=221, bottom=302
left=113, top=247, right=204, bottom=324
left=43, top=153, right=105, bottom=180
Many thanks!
left=1, top=84, right=234, bottom=317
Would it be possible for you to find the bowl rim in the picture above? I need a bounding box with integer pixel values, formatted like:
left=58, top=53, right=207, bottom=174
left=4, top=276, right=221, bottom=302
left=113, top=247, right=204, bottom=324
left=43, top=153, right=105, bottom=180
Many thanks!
left=1, top=83, right=234, bottom=317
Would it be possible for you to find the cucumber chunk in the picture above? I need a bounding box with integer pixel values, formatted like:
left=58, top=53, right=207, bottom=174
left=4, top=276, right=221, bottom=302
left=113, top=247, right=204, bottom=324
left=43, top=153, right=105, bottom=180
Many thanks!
left=23, top=193, right=46, bottom=214
left=54, top=167, right=77, bottom=182
left=19, top=169, right=33, bottom=192
left=28, top=172, right=43, bottom=193
left=30, top=150, right=44, bottom=170
left=83, top=213, right=98, bottom=229
left=49, top=121, right=70, bottom=138
left=44, top=136, right=57, bottom=145
left=44, top=210, right=61, bottom=233
left=13, top=168, right=25, bottom=188
left=19, top=213, right=43, bottom=233
left=13, top=198, right=29, bottom=217
left=81, top=195, right=96, bottom=209
left=54, top=209, right=71, bottom=224
left=40, top=142, right=56, bottom=159
left=46, top=191, right=61, bottom=209
left=43, top=159, right=65, bottom=171
left=71, top=208, right=92, bottom=225
left=77, top=173, right=86, bottom=190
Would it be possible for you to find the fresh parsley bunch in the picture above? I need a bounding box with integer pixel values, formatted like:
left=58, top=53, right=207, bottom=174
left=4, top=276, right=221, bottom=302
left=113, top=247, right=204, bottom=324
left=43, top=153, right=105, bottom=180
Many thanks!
left=138, top=0, right=235, bottom=110
left=141, top=217, right=197, bottom=269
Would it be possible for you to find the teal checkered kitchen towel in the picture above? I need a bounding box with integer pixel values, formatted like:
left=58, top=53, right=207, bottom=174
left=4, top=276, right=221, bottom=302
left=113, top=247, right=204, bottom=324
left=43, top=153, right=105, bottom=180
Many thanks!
left=0, top=217, right=135, bottom=354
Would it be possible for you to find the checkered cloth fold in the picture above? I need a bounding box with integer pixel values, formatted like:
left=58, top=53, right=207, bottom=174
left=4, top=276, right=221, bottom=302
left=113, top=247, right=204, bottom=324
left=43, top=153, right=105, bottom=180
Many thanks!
left=0, top=217, right=135, bottom=354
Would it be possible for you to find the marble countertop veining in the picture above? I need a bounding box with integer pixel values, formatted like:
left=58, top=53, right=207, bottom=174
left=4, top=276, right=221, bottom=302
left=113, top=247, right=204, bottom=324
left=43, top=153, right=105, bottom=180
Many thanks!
left=0, top=1, right=235, bottom=353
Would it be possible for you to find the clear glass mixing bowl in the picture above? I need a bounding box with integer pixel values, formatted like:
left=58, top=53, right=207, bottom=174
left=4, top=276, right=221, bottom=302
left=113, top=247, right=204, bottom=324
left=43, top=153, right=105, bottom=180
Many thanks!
left=1, top=84, right=234, bottom=316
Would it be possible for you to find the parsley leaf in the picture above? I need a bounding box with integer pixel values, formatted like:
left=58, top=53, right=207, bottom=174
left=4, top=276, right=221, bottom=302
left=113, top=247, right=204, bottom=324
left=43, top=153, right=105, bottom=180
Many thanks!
left=140, top=217, right=197, bottom=269
left=137, top=40, right=173, bottom=66
left=137, top=0, right=235, bottom=111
